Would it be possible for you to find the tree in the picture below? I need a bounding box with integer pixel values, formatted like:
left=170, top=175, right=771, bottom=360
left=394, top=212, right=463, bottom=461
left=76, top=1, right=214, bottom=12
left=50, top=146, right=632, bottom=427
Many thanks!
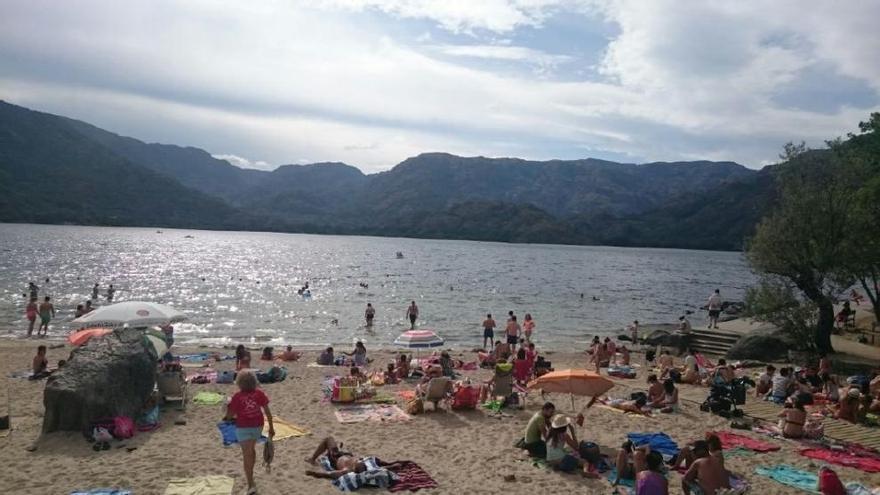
left=833, top=113, right=880, bottom=325
left=743, top=277, right=819, bottom=352
left=746, top=143, right=860, bottom=353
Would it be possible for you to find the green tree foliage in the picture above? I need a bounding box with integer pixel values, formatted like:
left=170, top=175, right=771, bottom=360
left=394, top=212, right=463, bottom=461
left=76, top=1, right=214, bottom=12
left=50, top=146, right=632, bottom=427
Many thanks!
left=743, top=277, right=819, bottom=352
left=747, top=114, right=880, bottom=352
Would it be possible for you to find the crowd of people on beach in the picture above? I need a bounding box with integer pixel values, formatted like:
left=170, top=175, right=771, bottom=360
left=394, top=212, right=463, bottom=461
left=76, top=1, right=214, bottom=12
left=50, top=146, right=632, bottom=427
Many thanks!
left=21, top=280, right=116, bottom=337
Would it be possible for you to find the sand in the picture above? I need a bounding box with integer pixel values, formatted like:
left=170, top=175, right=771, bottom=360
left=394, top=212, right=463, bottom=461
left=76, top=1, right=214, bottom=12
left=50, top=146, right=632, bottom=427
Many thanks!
left=0, top=340, right=878, bottom=495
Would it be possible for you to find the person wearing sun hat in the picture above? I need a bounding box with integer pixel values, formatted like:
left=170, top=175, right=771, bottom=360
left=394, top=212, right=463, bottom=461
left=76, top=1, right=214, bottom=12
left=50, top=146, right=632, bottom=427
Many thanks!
left=545, top=414, right=591, bottom=473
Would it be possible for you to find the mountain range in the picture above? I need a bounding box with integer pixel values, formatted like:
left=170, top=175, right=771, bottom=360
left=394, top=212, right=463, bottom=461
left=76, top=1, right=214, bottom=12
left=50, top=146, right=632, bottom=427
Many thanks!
left=0, top=100, right=777, bottom=250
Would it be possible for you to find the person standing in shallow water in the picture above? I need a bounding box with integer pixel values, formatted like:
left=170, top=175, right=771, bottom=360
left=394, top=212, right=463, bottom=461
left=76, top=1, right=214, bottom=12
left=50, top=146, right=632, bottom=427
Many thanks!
left=482, top=313, right=496, bottom=350
left=364, top=303, right=375, bottom=327
left=406, top=301, right=419, bottom=329
left=37, top=296, right=54, bottom=337
left=25, top=297, right=38, bottom=337
left=106, top=284, right=116, bottom=302
left=92, top=283, right=99, bottom=300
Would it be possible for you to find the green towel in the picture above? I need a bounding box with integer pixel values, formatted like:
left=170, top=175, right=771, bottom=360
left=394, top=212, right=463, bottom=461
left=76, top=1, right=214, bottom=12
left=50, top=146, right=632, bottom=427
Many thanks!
left=193, top=391, right=225, bottom=405
left=725, top=447, right=756, bottom=458
left=482, top=400, right=503, bottom=412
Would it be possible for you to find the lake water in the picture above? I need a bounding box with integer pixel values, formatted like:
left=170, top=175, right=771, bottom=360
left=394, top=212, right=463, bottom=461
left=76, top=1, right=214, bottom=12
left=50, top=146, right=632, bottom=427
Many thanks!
left=0, top=223, right=755, bottom=350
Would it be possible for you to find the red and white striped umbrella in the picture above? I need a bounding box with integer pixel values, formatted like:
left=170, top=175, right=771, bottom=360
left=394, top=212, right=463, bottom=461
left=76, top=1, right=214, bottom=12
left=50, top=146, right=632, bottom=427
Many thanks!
left=393, top=330, right=445, bottom=349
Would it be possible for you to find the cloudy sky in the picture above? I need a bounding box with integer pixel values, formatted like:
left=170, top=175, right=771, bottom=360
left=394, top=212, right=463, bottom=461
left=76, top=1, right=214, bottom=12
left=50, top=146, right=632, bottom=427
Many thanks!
left=1, top=1, right=878, bottom=172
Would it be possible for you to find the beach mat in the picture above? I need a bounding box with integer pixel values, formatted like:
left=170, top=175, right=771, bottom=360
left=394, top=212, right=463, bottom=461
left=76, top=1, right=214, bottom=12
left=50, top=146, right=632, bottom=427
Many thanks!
left=192, top=391, right=225, bottom=405
left=711, top=430, right=780, bottom=452
left=265, top=417, right=309, bottom=441
left=334, top=404, right=411, bottom=424
left=742, top=400, right=880, bottom=450
left=388, top=460, right=439, bottom=492
left=754, top=464, right=819, bottom=494
left=800, top=447, right=880, bottom=473
left=163, top=475, right=234, bottom=495
left=626, top=432, right=679, bottom=457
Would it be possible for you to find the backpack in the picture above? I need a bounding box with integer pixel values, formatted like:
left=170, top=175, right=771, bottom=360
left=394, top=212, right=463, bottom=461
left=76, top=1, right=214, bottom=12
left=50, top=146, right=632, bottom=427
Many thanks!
left=217, top=370, right=235, bottom=384
left=113, top=416, right=135, bottom=439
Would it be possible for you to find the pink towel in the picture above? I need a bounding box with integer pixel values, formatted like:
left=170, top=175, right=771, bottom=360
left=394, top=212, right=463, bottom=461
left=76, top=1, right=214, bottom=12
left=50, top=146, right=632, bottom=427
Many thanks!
left=712, top=431, right=780, bottom=452
left=800, top=447, right=880, bottom=473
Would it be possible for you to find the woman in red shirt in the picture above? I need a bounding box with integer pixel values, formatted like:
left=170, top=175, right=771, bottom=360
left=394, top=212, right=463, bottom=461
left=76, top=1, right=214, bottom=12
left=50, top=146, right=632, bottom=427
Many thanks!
left=225, top=371, right=274, bottom=494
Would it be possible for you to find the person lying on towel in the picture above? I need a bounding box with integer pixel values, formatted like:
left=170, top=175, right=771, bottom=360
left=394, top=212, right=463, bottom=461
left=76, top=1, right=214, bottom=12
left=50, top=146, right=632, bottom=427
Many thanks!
left=305, top=436, right=405, bottom=482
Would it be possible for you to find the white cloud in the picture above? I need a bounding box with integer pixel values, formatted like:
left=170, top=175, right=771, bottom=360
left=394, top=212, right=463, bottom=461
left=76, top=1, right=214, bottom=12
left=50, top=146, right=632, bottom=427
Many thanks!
left=0, top=0, right=876, bottom=172
left=212, top=154, right=273, bottom=171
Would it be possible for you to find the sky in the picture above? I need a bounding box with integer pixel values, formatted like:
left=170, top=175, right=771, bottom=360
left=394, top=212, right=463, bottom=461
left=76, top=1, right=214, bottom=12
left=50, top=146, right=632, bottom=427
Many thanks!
left=1, top=1, right=878, bottom=172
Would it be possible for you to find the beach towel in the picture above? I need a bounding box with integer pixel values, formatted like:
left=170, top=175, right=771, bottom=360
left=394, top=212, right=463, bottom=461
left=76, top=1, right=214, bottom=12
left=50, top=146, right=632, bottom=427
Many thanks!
left=801, top=447, right=880, bottom=473
left=724, top=447, right=757, bottom=458
left=605, top=467, right=635, bottom=490
left=627, top=432, right=679, bottom=458
left=754, top=464, right=819, bottom=494
left=192, top=391, right=225, bottom=405
left=163, top=475, right=234, bottom=495
left=265, top=417, right=309, bottom=441
left=217, top=421, right=267, bottom=446
left=712, top=430, right=781, bottom=452
left=70, top=491, right=132, bottom=495
left=388, top=460, right=438, bottom=492
left=397, top=390, right=417, bottom=401
left=334, top=404, right=411, bottom=424
left=844, top=482, right=880, bottom=495
left=321, top=456, right=398, bottom=492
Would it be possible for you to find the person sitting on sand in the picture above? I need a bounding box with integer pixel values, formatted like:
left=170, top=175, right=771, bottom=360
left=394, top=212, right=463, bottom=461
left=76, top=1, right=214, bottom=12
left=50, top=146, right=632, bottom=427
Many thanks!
left=671, top=439, right=711, bottom=471
left=396, top=354, right=410, bottom=379
left=636, top=448, right=669, bottom=495
left=260, top=347, right=274, bottom=361
left=235, top=345, right=252, bottom=371
left=439, top=351, right=456, bottom=378
left=384, top=363, right=398, bottom=385
left=317, top=347, right=334, bottom=366
left=756, top=365, right=775, bottom=397
left=545, top=415, right=595, bottom=476
left=613, top=440, right=640, bottom=484
left=705, top=359, right=732, bottom=386
left=658, top=349, right=674, bottom=379
left=680, top=350, right=700, bottom=385
left=682, top=434, right=730, bottom=495
left=619, top=345, right=630, bottom=366
left=819, top=372, right=840, bottom=402
left=778, top=397, right=806, bottom=438
left=766, top=367, right=792, bottom=403
left=520, top=402, right=556, bottom=458
left=305, top=436, right=404, bottom=481
left=225, top=371, right=274, bottom=495
left=280, top=345, right=301, bottom=361
left=660, top=378, right=679, bottom=413
left=678, top=315, right=692, bottom=335
left=837, top=388, right=860, bottom=422
left=647, top=374, right=665, bottom=407
left=32, top=345, right=49, bottom=378
left=344, top=341, right=369, bottom=367
left=349, top=366, right=366, bottom=385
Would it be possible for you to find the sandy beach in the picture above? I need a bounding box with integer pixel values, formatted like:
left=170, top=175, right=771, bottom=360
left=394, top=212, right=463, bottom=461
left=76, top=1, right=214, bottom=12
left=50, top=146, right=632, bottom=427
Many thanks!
left=1, top=340, right=878, bottom=495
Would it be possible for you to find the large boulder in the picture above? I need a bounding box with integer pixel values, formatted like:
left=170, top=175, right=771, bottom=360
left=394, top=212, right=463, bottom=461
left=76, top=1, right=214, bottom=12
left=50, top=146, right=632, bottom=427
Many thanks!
left=726, top=326, right=795, bottom=362
left=43, top=328, right=157, bottom=433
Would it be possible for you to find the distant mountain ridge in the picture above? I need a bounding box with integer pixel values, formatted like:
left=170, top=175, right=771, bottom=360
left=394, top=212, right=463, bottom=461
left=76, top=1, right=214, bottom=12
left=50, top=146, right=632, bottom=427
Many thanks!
left=0, top=100, right=774, bottom=250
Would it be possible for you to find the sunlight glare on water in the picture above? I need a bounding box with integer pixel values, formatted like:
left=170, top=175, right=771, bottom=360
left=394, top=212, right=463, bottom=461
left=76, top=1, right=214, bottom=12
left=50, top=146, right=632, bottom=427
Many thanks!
left=0, top=224, right=755, bottom=349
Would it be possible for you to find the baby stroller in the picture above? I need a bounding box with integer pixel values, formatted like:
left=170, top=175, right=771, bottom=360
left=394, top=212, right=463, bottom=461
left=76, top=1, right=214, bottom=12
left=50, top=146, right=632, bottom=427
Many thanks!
left=701, top=380, right=748, bottom=418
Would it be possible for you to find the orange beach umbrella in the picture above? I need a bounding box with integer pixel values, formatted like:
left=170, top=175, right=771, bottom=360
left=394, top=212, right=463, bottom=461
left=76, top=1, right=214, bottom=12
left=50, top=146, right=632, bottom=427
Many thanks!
left=527, top=369, right=614, bottom=409
left=67, top=327, right=113, bottom=346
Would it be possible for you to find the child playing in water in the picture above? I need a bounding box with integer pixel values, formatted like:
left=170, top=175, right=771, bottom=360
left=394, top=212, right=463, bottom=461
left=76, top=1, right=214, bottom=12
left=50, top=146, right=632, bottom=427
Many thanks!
left=225, top=371, right=274, bottom=495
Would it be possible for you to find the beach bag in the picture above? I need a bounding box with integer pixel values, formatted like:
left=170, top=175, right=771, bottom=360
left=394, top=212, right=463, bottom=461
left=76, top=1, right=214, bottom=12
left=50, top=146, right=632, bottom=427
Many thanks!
left=818, top=467, right=845, bottom=495
left=406, top=397, right=424, bottom=415
left=113, top=416, right=135, bottom=439
left=217, top=370, right=235, bottom=384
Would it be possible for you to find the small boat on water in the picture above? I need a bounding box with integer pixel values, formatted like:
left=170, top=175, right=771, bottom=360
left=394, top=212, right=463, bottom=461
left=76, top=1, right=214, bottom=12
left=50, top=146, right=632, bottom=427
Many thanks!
left=396, top=251, right=404, bottom=259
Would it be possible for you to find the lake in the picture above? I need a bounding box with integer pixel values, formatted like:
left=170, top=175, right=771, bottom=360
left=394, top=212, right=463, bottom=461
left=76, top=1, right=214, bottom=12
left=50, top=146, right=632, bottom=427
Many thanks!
left=0, top=223, right=755, bottom=350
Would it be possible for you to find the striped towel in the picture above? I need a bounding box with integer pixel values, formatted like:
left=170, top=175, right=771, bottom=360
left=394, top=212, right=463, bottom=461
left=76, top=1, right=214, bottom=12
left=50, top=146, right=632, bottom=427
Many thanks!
left=388, top=461, right=438, bottom=492
left=320, top=456, right=399, bottom=492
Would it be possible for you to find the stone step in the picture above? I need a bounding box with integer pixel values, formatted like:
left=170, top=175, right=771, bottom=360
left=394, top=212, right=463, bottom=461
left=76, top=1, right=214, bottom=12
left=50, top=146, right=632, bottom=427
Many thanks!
left=689, top=329, right=741, bottom=343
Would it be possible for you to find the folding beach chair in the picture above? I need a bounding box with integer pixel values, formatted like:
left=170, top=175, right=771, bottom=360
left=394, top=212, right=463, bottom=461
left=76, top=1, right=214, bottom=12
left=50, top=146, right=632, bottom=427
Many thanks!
left=156, top=370, right=188, bottom=409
